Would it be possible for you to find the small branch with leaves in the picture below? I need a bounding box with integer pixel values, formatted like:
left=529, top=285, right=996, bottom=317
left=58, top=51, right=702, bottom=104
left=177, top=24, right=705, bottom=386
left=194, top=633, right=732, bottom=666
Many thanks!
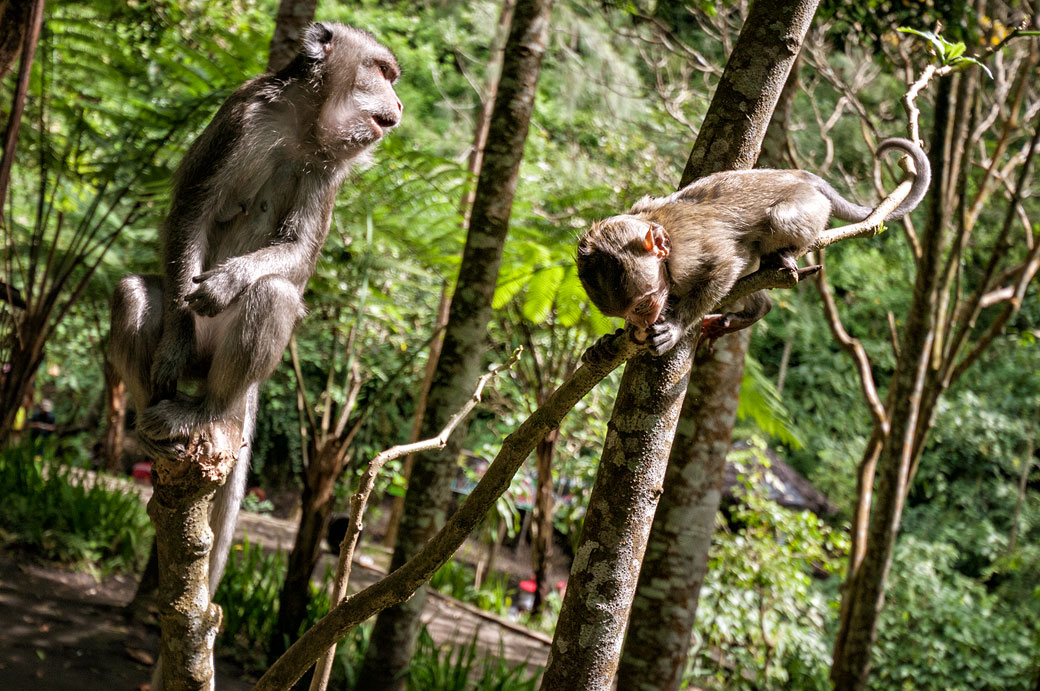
left=308, top=349, right=522, bottom=691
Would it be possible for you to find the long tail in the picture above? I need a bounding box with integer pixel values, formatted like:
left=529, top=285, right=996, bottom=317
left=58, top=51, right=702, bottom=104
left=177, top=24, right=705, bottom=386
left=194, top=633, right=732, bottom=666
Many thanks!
left=815, top=137, right=932, bottom=223
left=208, top=383, right=258, bottom=593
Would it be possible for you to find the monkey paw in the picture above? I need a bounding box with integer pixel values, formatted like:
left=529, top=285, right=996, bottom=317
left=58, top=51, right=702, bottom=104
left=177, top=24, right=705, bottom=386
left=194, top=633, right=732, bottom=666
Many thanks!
left=645, top=321, right=683, bottom=356
left=582, top=328, right=626, bottom=364
left=187, top=268, right=242, bottom=317
left=135, top=431, right=189, bottom=460
left=137, top=394, right=204, bottom=452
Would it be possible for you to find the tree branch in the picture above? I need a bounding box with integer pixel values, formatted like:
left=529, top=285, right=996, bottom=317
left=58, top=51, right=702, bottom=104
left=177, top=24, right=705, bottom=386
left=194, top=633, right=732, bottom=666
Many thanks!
left=309, top=350, right=522, bottom=691
left=255, top=332, right=641, bottom=691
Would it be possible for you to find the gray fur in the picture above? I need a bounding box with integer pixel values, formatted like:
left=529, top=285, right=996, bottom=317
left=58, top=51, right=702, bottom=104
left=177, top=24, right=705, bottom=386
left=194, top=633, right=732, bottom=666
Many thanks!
left=577, top=138, right=931, bottom=354
left=109, top=23, right=400, bottom=587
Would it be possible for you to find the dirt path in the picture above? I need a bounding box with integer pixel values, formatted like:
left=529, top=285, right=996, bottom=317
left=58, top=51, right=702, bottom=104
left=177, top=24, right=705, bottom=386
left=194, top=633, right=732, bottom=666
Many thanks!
left=0, top=487, right=550, bottom=690
left=0, top=554, right=252, bottom=691
left=234, top=510, right=553, bottom=669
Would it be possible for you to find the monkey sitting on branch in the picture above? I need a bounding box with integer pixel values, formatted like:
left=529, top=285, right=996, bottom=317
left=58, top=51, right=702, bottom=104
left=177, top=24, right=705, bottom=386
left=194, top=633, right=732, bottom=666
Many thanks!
left=110, top=23, right=401, bottom=587
left=576, top=138, right=931, bottom=355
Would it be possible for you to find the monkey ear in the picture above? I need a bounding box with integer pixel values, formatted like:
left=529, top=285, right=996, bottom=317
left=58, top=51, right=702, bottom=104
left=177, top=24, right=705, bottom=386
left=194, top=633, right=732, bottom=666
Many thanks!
left=643, top=223, right=670, bottom=258
left=302, top=22, right=335, bottom=60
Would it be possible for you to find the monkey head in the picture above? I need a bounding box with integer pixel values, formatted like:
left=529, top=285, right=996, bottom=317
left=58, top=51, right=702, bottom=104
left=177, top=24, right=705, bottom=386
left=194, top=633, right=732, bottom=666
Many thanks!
left=576, top=215, right=671, bottom=329
left=288, top=22, right=403, bottom=158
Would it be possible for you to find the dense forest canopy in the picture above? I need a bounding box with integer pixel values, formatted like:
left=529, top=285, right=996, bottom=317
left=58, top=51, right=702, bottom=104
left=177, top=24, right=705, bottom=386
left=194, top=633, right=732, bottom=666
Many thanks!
left=1, top=0, right=1038, bottom=689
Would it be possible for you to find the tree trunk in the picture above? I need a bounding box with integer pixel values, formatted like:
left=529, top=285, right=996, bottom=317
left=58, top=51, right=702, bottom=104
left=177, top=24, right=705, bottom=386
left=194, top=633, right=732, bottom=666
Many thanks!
left=270, top=443, right=339, bottom=660
left=354, top=1, right=554, bottom=688
left=531, top=431, right=556, bottom=612
left=0, top=0, right=33, bottom=82
left=384, top=283, right=451, bottom=548
left=266, top=0, right=319, bottom=73
left=540, top=2, right=817, bottom=688
left=831, top=74, right=953, bottom=691
left=616, top=329, right=750, bottom=690
left=102, top=357, right=127, bottom=473
left=150, top=433, right=240, bottom=690
left=617, top=43, right=803, bottom=691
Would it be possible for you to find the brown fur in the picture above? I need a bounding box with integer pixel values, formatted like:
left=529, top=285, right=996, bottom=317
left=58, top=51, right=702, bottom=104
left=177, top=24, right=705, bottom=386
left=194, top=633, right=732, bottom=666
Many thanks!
left=577, top=138, right=931, bottom=354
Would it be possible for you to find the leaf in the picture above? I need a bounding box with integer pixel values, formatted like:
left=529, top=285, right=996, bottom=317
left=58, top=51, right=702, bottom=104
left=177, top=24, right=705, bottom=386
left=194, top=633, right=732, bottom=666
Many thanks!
left=737, top=356, right=803, bottom=449
left=522, top=265, right=565, bottom=323
left=952, top=56, right=994, bottom=79
left=899, top=27, right=947, bottom=60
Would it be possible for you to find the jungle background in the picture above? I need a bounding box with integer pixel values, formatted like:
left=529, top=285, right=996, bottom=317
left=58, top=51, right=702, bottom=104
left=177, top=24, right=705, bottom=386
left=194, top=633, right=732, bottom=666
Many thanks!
left=1, top=0, right=1038, bottom=689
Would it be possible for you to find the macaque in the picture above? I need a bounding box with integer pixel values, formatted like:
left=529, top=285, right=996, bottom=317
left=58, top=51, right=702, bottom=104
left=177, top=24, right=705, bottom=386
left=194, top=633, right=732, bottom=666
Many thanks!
left=577, top=138, right=931, bottom=355
left=109, top=23, right=401, bottom=589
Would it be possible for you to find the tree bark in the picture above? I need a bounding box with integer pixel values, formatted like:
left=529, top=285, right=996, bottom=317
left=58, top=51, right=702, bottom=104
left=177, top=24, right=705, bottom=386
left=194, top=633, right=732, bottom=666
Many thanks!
left=541, top=2, right=817, bottom=688
left=266, top=0, right=319, bottom=73
left=617, top=42, right=804, bottom=691
left=531, top=430, right=556, bottom=612
left=616, top=329, right=750, bottom=691
left=354, top=1, right=554, bottom=688
left=102, top=357, right=127, bottom=473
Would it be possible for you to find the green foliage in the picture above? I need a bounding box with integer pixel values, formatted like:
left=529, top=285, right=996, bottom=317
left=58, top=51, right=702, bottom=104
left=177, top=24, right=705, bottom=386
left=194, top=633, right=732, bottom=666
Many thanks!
left=213, top=538, right=332, bottom=671
left=873, top=538, right=1038, bottom=690
left=688, top=441, right=848, bottom=690
left=737, top=356, right=803, bottom=449
left=430, top=559, right=514, bottom=617
left=407, top=628, right=541, bottom=691
left=0, top=444, right=151, bottom=574
left=898, top=28, right=992, bottom=76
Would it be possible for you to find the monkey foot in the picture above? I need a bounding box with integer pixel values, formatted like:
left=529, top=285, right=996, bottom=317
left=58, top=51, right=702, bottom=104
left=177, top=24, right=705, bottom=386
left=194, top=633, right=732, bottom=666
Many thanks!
left=137, top=393, right=206, bottom=457
left=135, top=430, right=190, bottom=460
left=700, top=313, right=732, bottom=342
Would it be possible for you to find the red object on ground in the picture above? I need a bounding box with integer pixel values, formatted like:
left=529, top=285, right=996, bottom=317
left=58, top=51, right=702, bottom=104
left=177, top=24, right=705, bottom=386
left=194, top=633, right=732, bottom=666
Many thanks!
left=131, top=461, right=152, bottom=484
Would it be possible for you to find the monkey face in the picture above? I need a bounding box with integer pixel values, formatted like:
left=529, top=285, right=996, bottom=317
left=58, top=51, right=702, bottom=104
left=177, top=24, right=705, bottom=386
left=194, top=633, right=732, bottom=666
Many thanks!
left=577, top=216, right=671, bottom=327
left=306, top=23, right=403, bottom=156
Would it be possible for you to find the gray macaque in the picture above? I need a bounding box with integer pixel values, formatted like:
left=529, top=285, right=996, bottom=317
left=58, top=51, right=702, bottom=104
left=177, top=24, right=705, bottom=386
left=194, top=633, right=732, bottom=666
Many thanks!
left=577, top=138, right=931, bottom=355
left=110, top=22, right=401, bottom=589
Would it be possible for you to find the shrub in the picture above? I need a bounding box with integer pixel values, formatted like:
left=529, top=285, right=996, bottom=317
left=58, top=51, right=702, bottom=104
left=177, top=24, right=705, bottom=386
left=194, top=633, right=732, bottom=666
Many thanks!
left=0, top=443, right=151, bottom=574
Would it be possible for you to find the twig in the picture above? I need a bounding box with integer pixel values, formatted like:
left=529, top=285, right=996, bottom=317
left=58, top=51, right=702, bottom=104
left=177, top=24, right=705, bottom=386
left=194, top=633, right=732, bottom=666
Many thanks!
left=308, top=350, right=522, bottom=691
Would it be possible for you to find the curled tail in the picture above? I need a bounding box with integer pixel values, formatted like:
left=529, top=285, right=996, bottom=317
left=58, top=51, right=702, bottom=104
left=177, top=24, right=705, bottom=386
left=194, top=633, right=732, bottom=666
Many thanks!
left=816, top=137, right=931, bottom=223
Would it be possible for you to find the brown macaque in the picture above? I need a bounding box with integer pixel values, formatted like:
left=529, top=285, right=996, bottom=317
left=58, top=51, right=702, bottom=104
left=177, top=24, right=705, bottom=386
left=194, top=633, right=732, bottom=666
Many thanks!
left=577, top=138, right=931, bottom=355
left=109, top=23, right=401, bottom=589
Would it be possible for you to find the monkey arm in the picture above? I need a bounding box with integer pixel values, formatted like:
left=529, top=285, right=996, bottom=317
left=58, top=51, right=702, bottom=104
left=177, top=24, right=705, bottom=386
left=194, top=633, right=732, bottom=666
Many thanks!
left=185, top=195, right=334, bottom=317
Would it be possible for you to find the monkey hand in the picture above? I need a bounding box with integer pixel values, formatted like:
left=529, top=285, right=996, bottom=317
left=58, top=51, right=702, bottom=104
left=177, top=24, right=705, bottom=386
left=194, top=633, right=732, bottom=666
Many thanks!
left=582, top=328, right=627, bottom=364
left=645, top=319, right=684, bottom=356
left=187, top=266, right=246, bottom=317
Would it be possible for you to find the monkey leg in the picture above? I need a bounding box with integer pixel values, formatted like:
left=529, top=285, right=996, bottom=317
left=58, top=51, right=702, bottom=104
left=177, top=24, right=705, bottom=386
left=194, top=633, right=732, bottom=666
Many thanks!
left=205, top=275, right=303, bottom=412
left=699, top=290, right=773, bottom=346
left=137, top=275, right=303, bottom=449
left=110, top=274, right=164, bottom=411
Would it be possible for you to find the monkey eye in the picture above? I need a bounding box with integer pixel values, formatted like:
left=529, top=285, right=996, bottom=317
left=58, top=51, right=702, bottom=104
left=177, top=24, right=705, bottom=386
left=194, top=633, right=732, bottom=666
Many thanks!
left=634, top=298, right=653, bottom=314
